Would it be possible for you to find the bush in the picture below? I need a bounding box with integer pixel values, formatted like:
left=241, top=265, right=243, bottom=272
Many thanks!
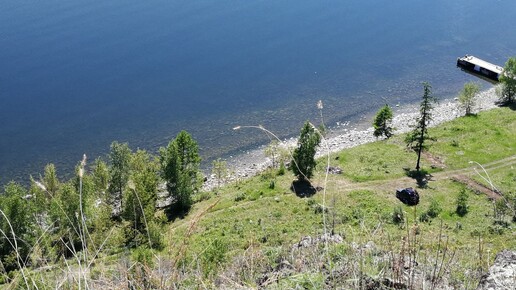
left=194, top=191, right=212, bottom=203
left=277, top=163, right=286, bottom=176
left=290, top=121, right=321, bottom=180
left=201, top=238, right=228, bottom=276
left=419, top=212, right=430, bottom=223
left=426, top=198, right=442, bottom=218
left=392, top=206, right=404, bottom=225
left=456, top=188, right=469, bottom=217
left=234, top=192, right=246, bottom=202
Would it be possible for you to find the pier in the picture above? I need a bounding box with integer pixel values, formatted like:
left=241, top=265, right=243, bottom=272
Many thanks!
left=457, top=55, right=503, bottom=82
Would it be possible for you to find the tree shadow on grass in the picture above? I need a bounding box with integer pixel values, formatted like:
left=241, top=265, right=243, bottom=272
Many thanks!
left=495, top=100, right=516, bottom=110
left=505, top=102, right=516, bottom=111
left=464, top=113, right=479, bottom=118
left=165, top=203, right=191, bottom=222
left=404, top=168, right=430, bottom=188
left=290, top=179, right=316, bottom=198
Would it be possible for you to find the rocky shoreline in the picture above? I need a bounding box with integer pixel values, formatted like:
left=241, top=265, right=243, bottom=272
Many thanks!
left=203, top=87, right=500, bottom=191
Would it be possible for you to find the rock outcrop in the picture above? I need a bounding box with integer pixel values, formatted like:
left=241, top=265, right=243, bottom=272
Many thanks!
left=477, top=250, right=516, bottom=290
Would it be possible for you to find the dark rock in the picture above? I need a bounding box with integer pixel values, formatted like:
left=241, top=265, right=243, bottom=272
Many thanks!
left=327, top=166, right=343, bottom=174
left=477, top=250, right=516, bottom=290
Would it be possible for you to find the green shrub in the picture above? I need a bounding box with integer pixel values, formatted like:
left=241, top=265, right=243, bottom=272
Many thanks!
left=234, top=192, right=246, bottom=202
left=427, top=198, right=442, bottom=218
left=194, top=191, right=212, bottom=203
left=419, top=212, right=430, bottom=223
left=202, top=238, right=228, bottom=276
left=277, top=163, right=286, bottom=176
left=132, top=247, right=154, bottom=266
left=392, top=206, right=404, bottom=225
left=456, top=188, right=469, bottom=217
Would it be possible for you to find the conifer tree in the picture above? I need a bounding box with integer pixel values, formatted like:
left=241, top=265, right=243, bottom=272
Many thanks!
left=108, top=141, right=132, bottom=216
left=291, top=121, right=321, bottom=181
left=0, top=182, right=34, bottom=272
left=373, top=104, right=394, bottom=139
left=123, top=150, right=160, bottom=247
left=405, top=82, right=436, bottom=172
left=159, top=131, right=201, bottom=213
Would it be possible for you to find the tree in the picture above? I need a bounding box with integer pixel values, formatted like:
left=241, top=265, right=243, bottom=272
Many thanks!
left=211, top=158, right=229, bottom=189
left=290, top=121, right=321, bottom=181
left=405, top=82, right=437, bottom=172
left=456, top=188, right=469, bottom=217
left=42, top=163, right=59, bottom=198
left=124, top=150, right=160, bottom=248
left=159, top=131, right=201, bottom=212
left=174, top=130, right=202, bottom=191
left=459, top=82, right=481, bottom=115
left=498, top=57, right=516, bottom=105
left=264, top=140, right=280, bottom=169
left=0, top=182, right=34, bottom=272
left=108, top=141, right=132, bottom=217
left=92, top=157, right=109, bottom=194
left=48, top=182, right=82, bottom=258
left=373, top=104, right=394, bottom=139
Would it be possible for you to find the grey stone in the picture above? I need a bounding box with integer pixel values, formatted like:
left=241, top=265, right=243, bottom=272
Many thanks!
left=477, top=250, right=516, bottom=290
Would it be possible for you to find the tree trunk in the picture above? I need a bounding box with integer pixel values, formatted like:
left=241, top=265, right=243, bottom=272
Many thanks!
left=416, top=144, right=422, bottom=172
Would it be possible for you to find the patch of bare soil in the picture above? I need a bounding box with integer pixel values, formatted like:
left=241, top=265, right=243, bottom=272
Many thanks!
left=451, top=174, right=501, bottom=200
left=422, top=151, right=446, bottom=169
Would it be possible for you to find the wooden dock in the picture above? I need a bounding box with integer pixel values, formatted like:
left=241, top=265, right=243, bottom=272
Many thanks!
left=457, top=55, right=503, bottom=82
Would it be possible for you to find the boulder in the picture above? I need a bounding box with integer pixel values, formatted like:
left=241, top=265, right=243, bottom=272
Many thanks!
left=477, top=250, right=516, bottom=290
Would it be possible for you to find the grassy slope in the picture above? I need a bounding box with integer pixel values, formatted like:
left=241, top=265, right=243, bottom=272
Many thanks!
left=16, top=108, right=514, bottom=288
left=155, top=107, right=515, bottom=288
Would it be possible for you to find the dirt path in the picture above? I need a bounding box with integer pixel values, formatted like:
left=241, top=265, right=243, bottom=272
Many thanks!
left=327, top=155, right=516, bottom=199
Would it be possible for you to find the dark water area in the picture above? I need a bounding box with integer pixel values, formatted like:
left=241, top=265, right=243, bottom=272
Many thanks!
left=1, top=0, right=515, bottom=185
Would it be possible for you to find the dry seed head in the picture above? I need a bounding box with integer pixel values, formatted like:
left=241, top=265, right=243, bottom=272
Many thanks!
left=34, top=181, right=46, bottom=192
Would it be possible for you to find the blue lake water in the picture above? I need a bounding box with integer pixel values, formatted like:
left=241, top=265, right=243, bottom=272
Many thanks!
left=1, top=0, right=515, bottom=184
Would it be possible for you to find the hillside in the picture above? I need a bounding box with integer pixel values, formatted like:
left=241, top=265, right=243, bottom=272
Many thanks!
left=2, top=106, right=515, bottom=289
left=158, top=106, right=515, bottom=289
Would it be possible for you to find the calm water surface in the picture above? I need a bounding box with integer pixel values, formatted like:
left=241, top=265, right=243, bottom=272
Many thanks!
left=1, top=0, right=515, bottom=184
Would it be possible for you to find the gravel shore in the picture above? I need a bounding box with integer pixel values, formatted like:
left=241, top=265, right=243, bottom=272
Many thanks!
left=203, top=87, right=500, bottom=190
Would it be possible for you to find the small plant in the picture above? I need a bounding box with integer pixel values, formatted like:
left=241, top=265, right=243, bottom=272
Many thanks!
left=234, top=192, right=246, bottom=202
left=458, top=82, right=481, bottom=115
left=201, top=238, right=228, bottom=276
left=277, top=163, right=286, bottom=176
left=392, top=206, right=404, bottom=225
left=211, top=158, right=229, bottom=190
left=456, top=188, right=469, bottom=217
left=426, top=198, right=442, bottom=218
left=419, top=212, right=430, bottom=223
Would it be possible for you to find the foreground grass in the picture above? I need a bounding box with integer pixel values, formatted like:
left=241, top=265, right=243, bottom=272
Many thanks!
left=7, top=107, right=516, bottom=289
